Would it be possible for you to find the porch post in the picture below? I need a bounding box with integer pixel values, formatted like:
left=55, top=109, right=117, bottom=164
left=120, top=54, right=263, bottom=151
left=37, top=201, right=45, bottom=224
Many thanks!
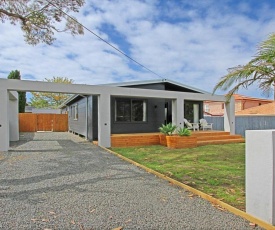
left=172, top=97, right=184, bottom=128
left=0, top=90, right=9, bottom=151
left=224, top=97, right=235, bottom=134
left=9, top=91, right=19, bottom=141
left=98, top=93, right=111, bottom=147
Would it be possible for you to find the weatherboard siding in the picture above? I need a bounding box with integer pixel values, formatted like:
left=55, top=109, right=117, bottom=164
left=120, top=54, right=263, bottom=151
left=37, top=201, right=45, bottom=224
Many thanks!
left=68, top=97, right=87, bottom=137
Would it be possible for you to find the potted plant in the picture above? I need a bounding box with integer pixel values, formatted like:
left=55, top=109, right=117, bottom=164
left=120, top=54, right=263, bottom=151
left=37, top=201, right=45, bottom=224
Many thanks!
left=158, top=123, right=177, bottom=146
left=177, top=127, right=191, bottom=136
left=166, top=127, right=197, bottom=149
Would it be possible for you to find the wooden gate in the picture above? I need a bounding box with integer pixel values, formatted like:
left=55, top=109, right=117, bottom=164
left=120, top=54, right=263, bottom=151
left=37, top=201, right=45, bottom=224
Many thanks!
left=37, top=114, right=53, bottom=131
left=19, top=113, right=68, bottom=132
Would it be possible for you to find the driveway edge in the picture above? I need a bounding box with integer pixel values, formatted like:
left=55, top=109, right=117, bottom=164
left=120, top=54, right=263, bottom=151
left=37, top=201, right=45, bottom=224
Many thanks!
left=102, top=146, right=275, bottom=230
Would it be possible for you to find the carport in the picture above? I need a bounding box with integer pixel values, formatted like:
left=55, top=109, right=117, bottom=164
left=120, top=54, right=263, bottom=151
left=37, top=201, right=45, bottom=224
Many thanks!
left=0, top=78, right=235, bottom=151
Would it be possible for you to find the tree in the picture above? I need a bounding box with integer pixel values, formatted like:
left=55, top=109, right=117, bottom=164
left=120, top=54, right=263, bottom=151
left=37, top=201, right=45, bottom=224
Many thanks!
left=0, top=0, right=85, bottom=45
left=30, top=77, right=73, bottom=108
left=213, top=33, right=275, bottom=100
left=7, top=70, right=26, bottom=113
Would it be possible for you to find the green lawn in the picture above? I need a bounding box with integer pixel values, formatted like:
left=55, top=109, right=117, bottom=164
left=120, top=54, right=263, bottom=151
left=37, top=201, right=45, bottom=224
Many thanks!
left=111, top=143, right=246, bottom=210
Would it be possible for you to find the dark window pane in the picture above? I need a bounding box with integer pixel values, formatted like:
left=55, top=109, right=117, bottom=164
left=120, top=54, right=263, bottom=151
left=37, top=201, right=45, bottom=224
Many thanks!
left=116, top=99, right=131, bottom=121
left=132, top=99, right=146, bottom=121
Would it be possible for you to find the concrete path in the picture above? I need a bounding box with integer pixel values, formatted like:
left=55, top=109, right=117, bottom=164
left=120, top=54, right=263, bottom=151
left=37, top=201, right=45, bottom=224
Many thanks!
left=0, top=132, right=262, bottom=229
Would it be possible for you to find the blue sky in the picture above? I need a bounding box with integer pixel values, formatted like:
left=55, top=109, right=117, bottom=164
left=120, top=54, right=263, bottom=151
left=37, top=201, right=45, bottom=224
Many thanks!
left=1, top=0, right=275, bottom=99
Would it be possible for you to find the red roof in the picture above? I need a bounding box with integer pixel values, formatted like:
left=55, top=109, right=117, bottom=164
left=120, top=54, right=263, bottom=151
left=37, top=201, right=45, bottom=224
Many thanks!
left=236, top=102, right=275, bottom=115
left=233, top=94, right=273, bottom=102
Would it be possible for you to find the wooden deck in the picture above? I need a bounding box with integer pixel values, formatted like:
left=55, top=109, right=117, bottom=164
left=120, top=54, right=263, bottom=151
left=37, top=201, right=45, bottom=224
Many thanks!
left=111, top=131, right=245, bottom=148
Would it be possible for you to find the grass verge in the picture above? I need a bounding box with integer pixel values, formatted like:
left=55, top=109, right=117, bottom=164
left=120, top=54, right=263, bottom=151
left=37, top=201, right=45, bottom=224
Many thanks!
left=111, top=143, right=245, bottom=210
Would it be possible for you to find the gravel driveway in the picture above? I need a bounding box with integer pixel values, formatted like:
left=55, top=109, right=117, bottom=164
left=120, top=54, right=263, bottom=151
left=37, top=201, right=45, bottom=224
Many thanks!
left=0, top=132, right=261, bottom=229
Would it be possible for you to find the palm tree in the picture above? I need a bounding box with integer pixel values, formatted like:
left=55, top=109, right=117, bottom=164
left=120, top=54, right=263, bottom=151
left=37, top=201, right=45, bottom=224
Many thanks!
left=213, top=33, right=275, bottom=100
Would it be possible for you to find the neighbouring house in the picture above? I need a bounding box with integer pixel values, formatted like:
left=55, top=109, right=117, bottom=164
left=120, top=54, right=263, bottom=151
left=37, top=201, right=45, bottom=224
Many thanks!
left=236, top=102, right=275, bottom=115
left=204, top=94, right=273, bottom=116
left=25, top=105, right=62, bottom=114
left=60, top=79, right=211, bottom=141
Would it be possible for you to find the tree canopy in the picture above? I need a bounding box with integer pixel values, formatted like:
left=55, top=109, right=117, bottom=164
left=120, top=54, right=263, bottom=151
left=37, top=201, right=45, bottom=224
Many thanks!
left=7, top=70, right=26, bottom=113
left=0, top=0, right=85, bottom=45
left=213, top=33, right=275, bottom=100
left=30, top=77, right=73, bottom=108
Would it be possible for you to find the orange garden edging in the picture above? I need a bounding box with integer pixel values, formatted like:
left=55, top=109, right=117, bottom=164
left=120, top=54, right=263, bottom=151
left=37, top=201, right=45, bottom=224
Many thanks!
left=102, top=146, right=275, bottom=230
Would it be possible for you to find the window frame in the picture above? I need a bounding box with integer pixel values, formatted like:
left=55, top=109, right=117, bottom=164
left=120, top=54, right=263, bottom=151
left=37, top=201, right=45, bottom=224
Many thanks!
left=72, top=103, right=78, bottom=120
left=114, top=98, right=147, bottom=123
left=204, top=104, right=209, bottom=112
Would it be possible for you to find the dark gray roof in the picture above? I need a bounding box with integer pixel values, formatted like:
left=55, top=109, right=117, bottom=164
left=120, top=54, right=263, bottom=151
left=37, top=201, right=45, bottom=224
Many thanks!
left=60, top=78, right=211, bottom=107
left=99, top=78, right=210, bottom=94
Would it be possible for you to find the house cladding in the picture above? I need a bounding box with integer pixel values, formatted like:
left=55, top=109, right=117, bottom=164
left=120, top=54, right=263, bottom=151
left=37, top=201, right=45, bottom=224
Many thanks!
left=66, top=96, right=97, bottom=141
left=111, top=97, right=166, bottom=134
left=68, top=96, right=87, bottom=137
left=63, top=80, right=205, bottom=141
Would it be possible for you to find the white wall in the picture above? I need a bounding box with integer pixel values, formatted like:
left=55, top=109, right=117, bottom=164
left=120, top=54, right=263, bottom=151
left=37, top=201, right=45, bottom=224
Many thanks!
left=246, top=130, right=275, bottom=225
left=9, top=91, right=19, bottom=141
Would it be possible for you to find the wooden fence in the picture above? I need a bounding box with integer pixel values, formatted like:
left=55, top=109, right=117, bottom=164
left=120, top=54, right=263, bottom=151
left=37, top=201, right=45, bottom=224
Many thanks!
left=19, top=113, right=68, bottom=132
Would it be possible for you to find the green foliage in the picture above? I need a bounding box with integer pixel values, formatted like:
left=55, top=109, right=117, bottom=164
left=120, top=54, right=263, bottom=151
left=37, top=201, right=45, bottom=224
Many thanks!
left=18, top=91, right=26, bottom=113
left=0, top=0, right=85, bottom=45
left=7, top=70, right=21, bottom=80
left=159, top=123, right=177, bottom=136
left=213, top=33, right=275, bottom=100
left=30, top=77, right=73, bottom=108
left=177, top=127, right=191, bottom=136
left=112, top=143, right=246, bottom=210
left=7, top=70, right=26, bottom=113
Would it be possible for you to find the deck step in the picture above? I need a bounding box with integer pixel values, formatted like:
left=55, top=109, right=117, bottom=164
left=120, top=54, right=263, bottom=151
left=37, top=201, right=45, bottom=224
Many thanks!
left=197, top=138, right=245, bottom=146
left=191, top=131, right=230, bottom=137
left=196, top=134, right=243, bottom=141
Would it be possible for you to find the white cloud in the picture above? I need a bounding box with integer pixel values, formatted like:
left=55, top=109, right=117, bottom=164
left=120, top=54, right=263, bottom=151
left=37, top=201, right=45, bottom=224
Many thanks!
left=1, top=0, right=275, bottom=98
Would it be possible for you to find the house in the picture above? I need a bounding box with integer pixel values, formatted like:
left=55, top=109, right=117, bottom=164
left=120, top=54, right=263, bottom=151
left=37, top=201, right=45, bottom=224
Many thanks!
left=236, top=101, right=275, bottom=115
left=1, top=78, right=233, bottom=151
left=61, top=79, right=212, bottom=141
left=25, top=105, right=62, bottom=114
left=204, top=94, right=273, bottom=116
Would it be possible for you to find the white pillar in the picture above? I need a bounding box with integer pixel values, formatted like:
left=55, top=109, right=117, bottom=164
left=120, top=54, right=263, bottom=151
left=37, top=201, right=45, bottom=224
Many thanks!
left=224, top=97, right=235, bottom=134
left=98, top=93, right=111, bottom=147
left=172, top=97, right=184, bottom=128
left=0, top=90, right=9, bottom=151
left=246, top=130, right=275, bottom=225
left=9, top=91, right=19, bottom=141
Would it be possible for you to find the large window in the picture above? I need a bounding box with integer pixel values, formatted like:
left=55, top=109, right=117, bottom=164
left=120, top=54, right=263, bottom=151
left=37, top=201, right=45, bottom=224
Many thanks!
left=115, top=98, right=147, bottom=122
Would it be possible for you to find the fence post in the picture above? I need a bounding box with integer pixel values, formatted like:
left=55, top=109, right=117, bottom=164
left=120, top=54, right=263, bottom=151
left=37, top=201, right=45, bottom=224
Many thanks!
left=246, top=130, right=275, bottom=225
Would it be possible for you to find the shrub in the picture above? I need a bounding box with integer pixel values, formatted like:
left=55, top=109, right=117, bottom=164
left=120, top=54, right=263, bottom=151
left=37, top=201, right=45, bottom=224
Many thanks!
left=177, top=127, right=191, bottom=136
left=159, top=123, right=177, bottom=136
